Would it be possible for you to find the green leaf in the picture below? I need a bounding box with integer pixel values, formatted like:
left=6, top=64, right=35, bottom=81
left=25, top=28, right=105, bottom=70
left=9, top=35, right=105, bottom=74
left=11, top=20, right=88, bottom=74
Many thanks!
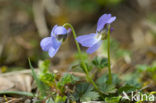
left=96, top=74, right=120, bottom=94
left=136, top=64, right=148, bottom=72
left=92, top=56, right=108, bottom=69
left=73, top=83, right=99, bottom=102
left=96, top=74, right=107, bottom=85
left=136, top=62, right=156, bottom=73
left=39, top=72, right=55, bottom=86
left=99, top=83, right=117, bottom=95
left=105, top=96, right=121, bottom=103
left=69, top=62, right=81, bottom=70
left=55, top=95, right=67, bottom=103
left=81, top=91, right=99, bottom=102
left=118, top=84, right=139, bottom=94
left=122, top=73, right=142, bottom=88
left=70, top=61, right=92, bottom=72
left=46, top=98, right=54, bottom=103
left=39, top=60, right=50, bottom=73
left=38, top=60, right=56, bottom=86
left=57, top=73, right=79, bottom=89
left=28, top=58, right=48, bottom=99
left=96, top=74, right=120, bottom=86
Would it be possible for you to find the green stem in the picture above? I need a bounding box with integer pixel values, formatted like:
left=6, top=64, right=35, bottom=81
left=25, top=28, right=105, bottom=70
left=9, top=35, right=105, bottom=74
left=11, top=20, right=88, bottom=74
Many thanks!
left=0, top=91, right=34, bottom=97
left=107, top=25, right=112, bottom=84
left=63, top=23, right=99, bottom=91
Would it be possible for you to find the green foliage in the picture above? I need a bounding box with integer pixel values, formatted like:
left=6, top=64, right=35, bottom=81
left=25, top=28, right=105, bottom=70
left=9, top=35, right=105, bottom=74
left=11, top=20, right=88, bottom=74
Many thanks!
left=38, top=60, right=59, bottom=88
left=136, top=64, right=149, bottom=72
left=57, top=73, right=79, bottom=89
left=69, top=62, right=82, bottom=72
left=96, top=74, right=121, bottom=95
left=39, top=60, right=51, bottom=73
left=29, top=48, right=156, bottom=102
left=96, top=0, right=123, bottom=6
left=65, top=0, right=99, bottom=12
left=72, top=52, right=93, bottom=72
left=92, top=56, right=108, bottom=69
left=45, top=98, right=55, bottom=103
left=105, top=96, right=121, bottom=103
left=136, top=62, right=156, bottom=73
left=96, top=74, right=120, bottom=86
left=30, top=58, right=155, bottom=102
left=136, top=61, right=156, bottom=83
left=122, top=72, right=142, bottom=89
left=99, top=83, right=117, bottom=95
left=118, top=84, right=139, bottom=94
left=40, top=73, right=56, bottom=86
left=70, top=61, right=92, bottom=72
left=55, top=95, right=67, bottom=103
left=28, top=59, right=49, bottom=99
left=80, top=62, right=93, bottom=72
left=73, top=83, right=100, bottom=102
left=38, top=60, right=56, bottom=86
left=118, top=71, right=142, bottom=96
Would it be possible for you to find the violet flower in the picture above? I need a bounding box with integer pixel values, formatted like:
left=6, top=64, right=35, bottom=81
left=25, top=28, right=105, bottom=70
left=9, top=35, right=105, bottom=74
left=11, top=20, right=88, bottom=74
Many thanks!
left=40, top=25, right=67, bottom=57
left=76, top=14, right=116, bottom=54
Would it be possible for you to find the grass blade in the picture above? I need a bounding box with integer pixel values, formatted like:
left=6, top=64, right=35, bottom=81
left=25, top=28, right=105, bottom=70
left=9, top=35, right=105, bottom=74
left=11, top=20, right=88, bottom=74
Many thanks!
left=28, top=58, right=47, bottom=98
left=0, top=91, right=34, bottom=97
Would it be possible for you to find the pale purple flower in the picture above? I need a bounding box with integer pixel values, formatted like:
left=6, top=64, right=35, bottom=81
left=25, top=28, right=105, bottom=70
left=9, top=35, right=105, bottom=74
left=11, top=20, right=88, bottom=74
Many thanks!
left=76, top=14, right=116, bottom=54
left=40, top=25, right=67, bottom=57
left=97, top=14, right=116, bottom=32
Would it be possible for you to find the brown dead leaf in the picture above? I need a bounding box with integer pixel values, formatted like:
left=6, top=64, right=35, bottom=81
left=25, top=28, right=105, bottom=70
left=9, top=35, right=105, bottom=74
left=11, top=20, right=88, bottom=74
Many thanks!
left=0, top=77, right=14, bottom=91
left=0, top=70, right=33, bottom=92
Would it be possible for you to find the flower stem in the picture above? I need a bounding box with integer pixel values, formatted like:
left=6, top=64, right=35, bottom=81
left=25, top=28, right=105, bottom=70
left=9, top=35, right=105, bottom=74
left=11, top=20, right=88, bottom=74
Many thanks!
left=63, top=23, right=99, bottom=91
left=107, top=25, right=112, bottom=84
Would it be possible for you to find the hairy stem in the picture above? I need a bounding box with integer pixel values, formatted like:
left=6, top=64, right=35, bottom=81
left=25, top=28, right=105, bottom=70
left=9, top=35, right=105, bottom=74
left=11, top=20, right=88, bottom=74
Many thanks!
left=63, top=23, right=99, bottom=91
left=107, top=25, right=112, bottom=84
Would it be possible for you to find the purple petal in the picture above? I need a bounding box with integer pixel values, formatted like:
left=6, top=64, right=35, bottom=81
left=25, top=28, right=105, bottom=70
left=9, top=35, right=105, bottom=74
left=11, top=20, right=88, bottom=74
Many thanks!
left=107, top=17, right=116, bottom=24
left=53, top=26, right=67, bottom=36
left=51, top=36, right=61, bottom=49
left=40, top=36, right=62, bottom=57
left=97, top=14, right=111, bottom=32
left=47, top=36, right=61, bottom=57
left=40, top=37, right=53, bottom=51
left=86, top=41, right=102, bottom=54
left=97, top=14, right=116, bottom=32
left=76, top=33, right=100, bottom=47
left=51, top=25, right=58, bottom=37
left=48, top=46, right=60, bottom=58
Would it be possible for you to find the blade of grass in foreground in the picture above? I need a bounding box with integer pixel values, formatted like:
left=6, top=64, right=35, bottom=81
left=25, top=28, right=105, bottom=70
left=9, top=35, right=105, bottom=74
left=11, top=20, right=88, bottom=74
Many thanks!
left=0, top=91, right=34, bottom=97
left=28, top=58, right=47, bottom=98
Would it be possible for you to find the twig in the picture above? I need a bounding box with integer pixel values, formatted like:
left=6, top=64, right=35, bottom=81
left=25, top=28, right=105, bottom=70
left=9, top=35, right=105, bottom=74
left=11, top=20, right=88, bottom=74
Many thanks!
left=33, top=0, right=49, bottom=37
left=4, top=98, right=23, bottom=103
left=43, top=0, right=60, bottom=16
